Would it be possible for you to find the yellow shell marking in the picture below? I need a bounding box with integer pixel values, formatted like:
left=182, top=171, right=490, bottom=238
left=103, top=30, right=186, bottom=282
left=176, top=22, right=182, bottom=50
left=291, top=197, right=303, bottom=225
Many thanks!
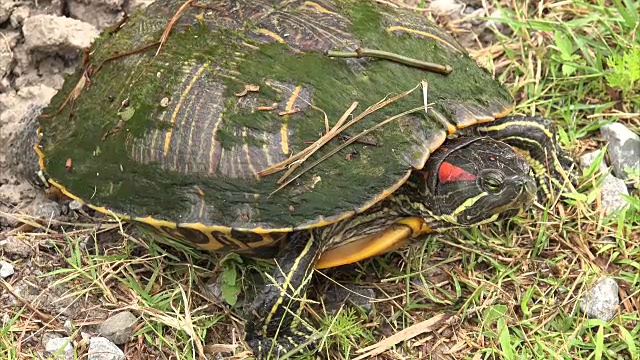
left=302, top=1, right=337, bottom=14
left=280, top=85, right=302, bottom=154
left=163, top=63, right=209, bottom=156
left=241, top=128, right=258, bottom=177
left=256, top=28, right=286, bottom=44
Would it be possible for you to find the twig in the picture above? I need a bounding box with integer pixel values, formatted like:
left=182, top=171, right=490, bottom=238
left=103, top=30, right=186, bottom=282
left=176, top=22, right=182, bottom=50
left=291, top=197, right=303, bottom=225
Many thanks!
left=157, top=0, right=194, bottom=55
left=327, top=48, right=453, bottom=74
left=259, top=102, right=358, bottom=178
left=269, top=82, right=427, bottom=194
left=353, top=312, right=453, bottom=359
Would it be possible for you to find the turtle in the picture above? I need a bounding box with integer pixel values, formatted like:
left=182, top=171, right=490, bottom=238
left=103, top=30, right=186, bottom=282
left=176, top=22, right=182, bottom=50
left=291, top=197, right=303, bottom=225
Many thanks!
left=33, top=0, right=575, bottom=357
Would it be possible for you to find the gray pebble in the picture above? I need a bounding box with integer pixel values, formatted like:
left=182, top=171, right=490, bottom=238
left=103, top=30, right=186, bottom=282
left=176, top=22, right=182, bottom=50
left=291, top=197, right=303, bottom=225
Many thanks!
left=32, top=200, right=62, bottom=220
left=579, top=149, right=608, bottom=174
left=580, top=277, right=619, bottom=321
left=88, top=337, right=125, bottom=360
left=204, top=281, right=224, bottom=303
left=42, top=331, right=62, bottom=344
left=98, top=311, right=138, bottom=345
left=0, top=260, right=15, bottom=278
left=600, top=174, right=629, bottom=215
left=578, top=149, right=629, bottom=215
left=44, top=336, right=74, bottom=360
left=601, top=123, right=640, bottom=184
left=324, top=283, right=376, bottom=313
left=63, top=319, right=76, bottom=336
left=429, top=0, right=464, bottom=16
left=485, top=9, right=505, bottom=32
left=68, top=200, right=84, bottom=211
left=1, top=236, right=32, bottom=258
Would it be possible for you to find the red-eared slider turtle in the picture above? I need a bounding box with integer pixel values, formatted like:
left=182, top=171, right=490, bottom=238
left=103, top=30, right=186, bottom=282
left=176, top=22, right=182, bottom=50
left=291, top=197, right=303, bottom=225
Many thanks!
left=35, top=0, right=575, bottom=357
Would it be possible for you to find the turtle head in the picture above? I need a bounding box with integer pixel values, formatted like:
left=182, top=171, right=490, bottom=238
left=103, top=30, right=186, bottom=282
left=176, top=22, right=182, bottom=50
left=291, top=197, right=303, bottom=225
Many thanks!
left=418, top=137, right=536, bottom=229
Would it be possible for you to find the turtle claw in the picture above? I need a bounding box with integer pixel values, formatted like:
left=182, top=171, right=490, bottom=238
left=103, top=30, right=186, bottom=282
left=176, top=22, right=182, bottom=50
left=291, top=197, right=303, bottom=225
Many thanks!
left=246, top=327, right=312, bottom=359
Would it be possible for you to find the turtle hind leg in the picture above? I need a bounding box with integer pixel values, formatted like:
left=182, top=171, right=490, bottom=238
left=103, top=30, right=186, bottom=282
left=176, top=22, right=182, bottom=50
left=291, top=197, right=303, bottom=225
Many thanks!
left=471, top=115, right=578, bottom=201
left=245, top=230, right=321, bottom=359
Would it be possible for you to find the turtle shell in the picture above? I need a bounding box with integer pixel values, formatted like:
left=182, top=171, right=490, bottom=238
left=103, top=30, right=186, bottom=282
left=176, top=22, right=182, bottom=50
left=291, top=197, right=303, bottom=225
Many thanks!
left=37, top=0, right=513, bottom=252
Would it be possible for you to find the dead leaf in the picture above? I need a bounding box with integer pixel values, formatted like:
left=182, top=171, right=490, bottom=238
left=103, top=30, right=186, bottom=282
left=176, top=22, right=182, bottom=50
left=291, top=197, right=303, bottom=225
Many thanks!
left=278, top=108, right=300, bottom=116
left=234, top=84, right=260, bottom=97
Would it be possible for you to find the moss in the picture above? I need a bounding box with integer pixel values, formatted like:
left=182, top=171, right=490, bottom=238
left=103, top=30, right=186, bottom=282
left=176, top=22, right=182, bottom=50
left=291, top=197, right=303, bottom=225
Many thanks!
left=39, top=0, right=513, bottom=228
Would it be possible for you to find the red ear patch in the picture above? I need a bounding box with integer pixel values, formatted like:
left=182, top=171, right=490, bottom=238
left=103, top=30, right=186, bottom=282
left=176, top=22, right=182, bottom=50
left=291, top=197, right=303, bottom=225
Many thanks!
left=438, top=161, right=477, bottom=183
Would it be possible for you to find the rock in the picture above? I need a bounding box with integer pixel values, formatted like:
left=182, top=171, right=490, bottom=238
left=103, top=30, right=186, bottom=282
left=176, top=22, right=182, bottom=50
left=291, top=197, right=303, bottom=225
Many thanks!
left=42, top=331, right=63, bottom=344
left=578, top=149, right=629, bottom=215
left=69, top=200, right=84, bottom=211
left=44, top=336, right=74, bottom=360
left=67, top=0, right=126, bottom=30
left=63, top=320, right=76, bottom=336
left=88, top=337, right=125, bottom=360
left=1, top=235, right=32, bottom=258
left=600, top=123, right=640, bottom=183
left=485, top=9, right=506, bottom=32
left=0, top=260, right=15, bottom=278
left=457, top=0, right=483, bottom=5
left=0, top=84, right=55, bottom=209
left=429, top=0, right=464, bottom=16
left=97, top=311, right=138, bottom=345
left=9, top=6, right=29, bottom=28
left=0, top=30, right=20, bottom=78
left=204, top=281, right=224, bottom=303
left=0, top=1, right=15, bottom=24
left=14, top=60, right=67, bottom=90
left=31, top=0, right=65, bottom=16
left=580, top=277, right=619, bottom=321
left=579, top=149, right=608, bottom=173
left=22, top=15, right=100, bottom=55
left=0, top=85, right=57, bottom=124
left=323, top=283, right=376, bottom=313
left=29, top=197, right=63, bottom=219
left=125, top=0, right=155, bottom=12
left=600, top=174, right=629, bottom=215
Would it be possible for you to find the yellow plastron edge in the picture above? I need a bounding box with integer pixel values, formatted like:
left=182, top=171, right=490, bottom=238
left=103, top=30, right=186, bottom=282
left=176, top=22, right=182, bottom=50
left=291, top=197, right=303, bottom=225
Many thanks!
left=315, top=217, right=432, bottom=269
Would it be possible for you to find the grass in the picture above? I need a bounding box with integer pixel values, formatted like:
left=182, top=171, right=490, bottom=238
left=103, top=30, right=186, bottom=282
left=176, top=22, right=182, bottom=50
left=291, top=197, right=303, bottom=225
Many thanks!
left=1, top=0, right=639, bottom=359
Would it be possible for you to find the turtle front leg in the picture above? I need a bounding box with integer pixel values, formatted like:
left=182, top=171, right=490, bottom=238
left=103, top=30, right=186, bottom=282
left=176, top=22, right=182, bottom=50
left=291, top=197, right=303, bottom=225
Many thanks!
left=470, top=115, right=577, bottom=200
left=245, top=231, right=321, bottom=359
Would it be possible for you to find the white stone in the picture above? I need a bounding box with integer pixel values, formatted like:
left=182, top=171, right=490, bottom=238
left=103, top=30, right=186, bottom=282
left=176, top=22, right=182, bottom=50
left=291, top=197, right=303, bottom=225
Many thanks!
left=88, top=337, right=125, bottom=360
left=580, top=277, right=619, bottom=321
left=600, top=174, right=629, bottom=215
left=579, top=149, right=608, bottom=173
left=429, top=0, right=464, bottom=16
left=44, top=337, right=74, bottom=360
left=601, top=122, right=640, bottom=182
left=0, top=261, right=15, bottom=278
left=22, top=15, right=100, bottom=53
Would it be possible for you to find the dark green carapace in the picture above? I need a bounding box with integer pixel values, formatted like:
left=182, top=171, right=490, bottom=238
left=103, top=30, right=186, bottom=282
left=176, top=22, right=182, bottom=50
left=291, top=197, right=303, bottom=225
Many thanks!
left=39, top=0, right=513, bottom=234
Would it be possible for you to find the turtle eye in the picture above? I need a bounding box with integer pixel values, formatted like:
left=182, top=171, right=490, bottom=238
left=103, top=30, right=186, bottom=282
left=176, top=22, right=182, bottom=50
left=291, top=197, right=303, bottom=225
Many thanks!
left=481, top=172, right=504, bottom=193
